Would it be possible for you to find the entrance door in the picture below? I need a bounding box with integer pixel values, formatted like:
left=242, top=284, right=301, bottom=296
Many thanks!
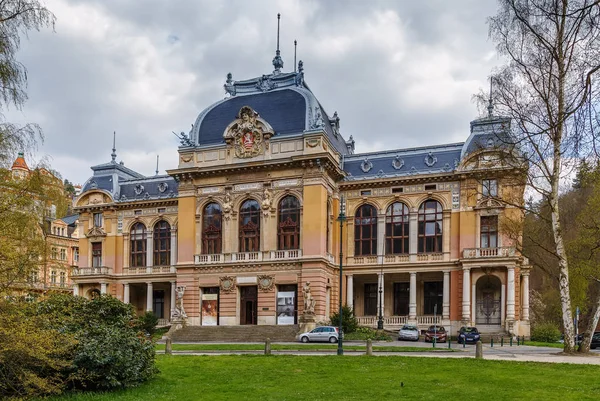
left=393, top=282, right=409, bottom=315
left=240, top=286, right=258, bottom=325
left=364, top=283, right=377, bottom=316
left=476, top=275, right=502, bottom=325
left=153, top=290, right=165, bottom=319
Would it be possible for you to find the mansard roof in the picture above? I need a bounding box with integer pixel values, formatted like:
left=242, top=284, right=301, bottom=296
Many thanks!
left=188, top=69, right=349, bottom=155
left=343, top=143, right=464, bottom=181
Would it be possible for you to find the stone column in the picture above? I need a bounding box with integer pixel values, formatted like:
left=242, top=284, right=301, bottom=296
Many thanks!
left=522, top=271, right=530, bottom=321
left=507, top=267, right=516, bottom=320
left=462, top=268, right=471, bottom=322
left=346, top=275, right=354, bottom=310
left=409, top=272, right=417, bottom=319
left=146, top=234, right=153, bottom=267
left=100, top=282, right=107, bottom=294
left=73, top=283, right=79, bottom=296
left=377, top=272, right=385, bottom=318
left=170, top=280, right=177, bottom=320
left=170, top=229, right=177, bottom=267
left=123, top=283, right=130, bottom=304
left=409, top=211, right=418, bottom=262
left=146, top=282, right=153, bottom=312
left=377, top=213, right=385, bottom=264
left=123, top=234, right=130, bottom=268
left=442, top=270, right=450, bottom=319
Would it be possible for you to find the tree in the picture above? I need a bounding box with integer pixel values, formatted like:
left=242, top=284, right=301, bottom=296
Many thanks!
left=486, top=0, right=600, bottom=352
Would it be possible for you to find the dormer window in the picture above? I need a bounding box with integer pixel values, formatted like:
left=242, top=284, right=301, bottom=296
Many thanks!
left=482, top=179, right=498, bottom=197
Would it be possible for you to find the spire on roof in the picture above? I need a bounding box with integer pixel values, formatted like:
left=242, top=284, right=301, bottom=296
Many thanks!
left=111, top=131, right=117, bottom=163
left=294, top=40, right=297, bottom=73
left=272, top=13, right=284, bottom=73
left=487, top=78, right=494, bottom=117
left=155, top=155, right=159, bottom=176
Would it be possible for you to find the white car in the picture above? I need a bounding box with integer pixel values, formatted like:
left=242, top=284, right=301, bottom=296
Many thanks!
left=298, top=326, right=340, bottom=343
left=398, top=324, right=420, bottom=341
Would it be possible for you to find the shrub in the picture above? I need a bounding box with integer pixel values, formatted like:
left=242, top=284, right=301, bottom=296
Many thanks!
left=344, top=327, right=392, bottom=341
left=139, top=311, right=159, bottom=336
left=531, top=322, right=561, bottom=343
left=329, top=305, right=358, bottom=334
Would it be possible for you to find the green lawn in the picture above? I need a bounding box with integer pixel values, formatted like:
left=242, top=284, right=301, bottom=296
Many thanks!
left=524, top=341, right=564, bottom=349
left=47, top=355, right=600, bottom=400
left=154, top=343, right=454, bottom=352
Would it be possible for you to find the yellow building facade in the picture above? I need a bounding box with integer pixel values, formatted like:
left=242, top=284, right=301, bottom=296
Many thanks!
left=72, top=59, right=530, bottom=336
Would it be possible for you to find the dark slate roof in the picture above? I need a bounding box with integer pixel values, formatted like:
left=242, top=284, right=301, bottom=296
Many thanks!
left=196, top=89, right=306, bottom=146
left=82, top=175, right=114, bottom=193
left=116, top=176, right=178, bottom=202
left=462, top=116, right=512, bottom=159
left=60, top=214, right=79, bottom=226
left=343, top=143, right=464, bottom=181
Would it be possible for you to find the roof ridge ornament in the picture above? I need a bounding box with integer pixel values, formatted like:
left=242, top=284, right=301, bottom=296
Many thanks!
left=111, top=131, right=117, bottom=163
left=487, top=77, right=494, bottom=117
left=272, top=13, right=284, bottom=74
left=224, top=72, right=236, bottom=96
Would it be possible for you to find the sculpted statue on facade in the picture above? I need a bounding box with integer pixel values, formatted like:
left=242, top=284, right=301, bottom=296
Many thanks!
left=171, top=286, right=187, bottom=320
left=303, top=281, right=316, bottom=314
left=223, top=106, right=274, bottom=159
left=261, top=187, right=272, bottom=214
left=222, top=191, right=233, bottom=214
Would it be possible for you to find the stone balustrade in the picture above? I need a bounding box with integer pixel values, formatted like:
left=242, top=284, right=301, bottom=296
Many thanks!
left=462, top=247, right=516, bottom=258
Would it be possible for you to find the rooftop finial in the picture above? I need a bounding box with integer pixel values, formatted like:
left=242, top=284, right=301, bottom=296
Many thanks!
left=294, top=40, right=297, bottom=73
left=487, top=77, right=494, bottom=117
left=272, top=13, right=284, bottom=73
left=111, top=131, right=117, bottom=163
left=155, top=155, right=159, bottom=175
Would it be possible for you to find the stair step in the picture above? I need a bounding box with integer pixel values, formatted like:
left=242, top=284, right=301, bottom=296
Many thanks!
left=171, top=325, right=300, bottom=342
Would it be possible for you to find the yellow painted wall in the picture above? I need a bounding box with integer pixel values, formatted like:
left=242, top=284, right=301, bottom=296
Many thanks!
left=177, top=196, right=196, bottom=264
left=301, top=184, right=327, bottom=256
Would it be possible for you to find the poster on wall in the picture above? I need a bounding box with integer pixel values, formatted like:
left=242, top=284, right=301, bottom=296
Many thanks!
left=277, top=291, right=295, bottom=325
left=201, top=293, right=218, bottom=326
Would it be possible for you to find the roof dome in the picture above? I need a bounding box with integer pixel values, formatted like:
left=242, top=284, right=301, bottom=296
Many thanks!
left=187, top=70, right=350, bottom=155
left=11, top=152, right=29, bottom=171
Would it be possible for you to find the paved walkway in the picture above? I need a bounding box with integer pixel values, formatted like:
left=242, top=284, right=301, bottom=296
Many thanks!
left=161, top=340, right=600, bottom=365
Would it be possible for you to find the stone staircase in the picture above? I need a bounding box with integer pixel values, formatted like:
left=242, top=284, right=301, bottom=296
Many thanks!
left=170, top=325, right=300, bottom=342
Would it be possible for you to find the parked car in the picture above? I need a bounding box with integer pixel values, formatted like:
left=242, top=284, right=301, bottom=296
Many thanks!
left=424, top=325, right=447, bottom=343
left=590, top=332, right=600, bottom=349
left=457, top=326, right=480, bottom=344
left=558, top=333, right=583, bottom=345
left=398, top=325, right=420, bottom=341
left=298, top=326, right=340, bottom=343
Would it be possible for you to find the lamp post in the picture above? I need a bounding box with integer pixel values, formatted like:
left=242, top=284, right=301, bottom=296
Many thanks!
left=337, top=195, right=347, bottom=356
left=377, top=264, right=384, bottom=330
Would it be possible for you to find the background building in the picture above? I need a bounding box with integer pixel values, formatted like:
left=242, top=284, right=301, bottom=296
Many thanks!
left=73, top=54, right=529, bottom=336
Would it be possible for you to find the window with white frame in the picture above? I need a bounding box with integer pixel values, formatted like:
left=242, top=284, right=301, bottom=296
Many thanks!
left=482, top=179, right=498, bottom=197
left=93, top=213, right=103, bottom=227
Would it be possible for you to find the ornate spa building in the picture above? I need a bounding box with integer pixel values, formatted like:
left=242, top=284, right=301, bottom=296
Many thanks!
left=72, top=51, right=530, bottom=336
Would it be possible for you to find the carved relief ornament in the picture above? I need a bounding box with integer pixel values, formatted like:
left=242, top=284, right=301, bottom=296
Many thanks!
left=223, top=106, right=274, bottom=159
left=219, top=276, right=237, bottom=293
left=257, top=275, right=275, bottom=292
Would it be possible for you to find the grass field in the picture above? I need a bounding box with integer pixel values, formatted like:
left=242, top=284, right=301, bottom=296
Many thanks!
left=154, top=343, right=454, bottom=352
left=47, top=354, right=600, bottom=400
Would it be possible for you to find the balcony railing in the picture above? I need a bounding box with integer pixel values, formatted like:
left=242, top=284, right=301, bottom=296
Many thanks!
left=73, top=267, right=111, bottom=276
left=124, top=266, right=176, bottom=275
left=347, top=253, right=444, bottom=265
left=194, top=250, right=303, bottom=265
left=356, top=315, right=441, bottom=327
left=462, top=247, right=516, bottom=258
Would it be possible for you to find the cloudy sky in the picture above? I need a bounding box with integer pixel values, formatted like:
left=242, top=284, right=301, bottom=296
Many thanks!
left=7, top=0, right=502, bottom=185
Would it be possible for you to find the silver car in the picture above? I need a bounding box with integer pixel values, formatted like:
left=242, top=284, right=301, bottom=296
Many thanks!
left=299, top=326, right=340, bottom=343
left=398, top=324, right=420, bottom=341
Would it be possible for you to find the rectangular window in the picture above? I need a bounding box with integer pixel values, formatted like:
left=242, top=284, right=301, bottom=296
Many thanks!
left=482, top=179, right=498, bottom=197
left=157, top=208, right=166, bottom=214
left=92, top=242, right=102, bottom=267
left=392, top=187, right=403, bottom=193
left=423, top=282, right=443, bottom=315
left=480, top=215, right=498, bottom=248
left=364, top=283, right=378, bottom=316
left=31, top=271, right=39, bottom=283
left=59, top=271, right=66, bottom=286
left=360, top=190, right=372, bottom=196
left=393, top=282, right=410, bottom=315
left=134, top=210, right=142, bottom=216
left=93, top=213, right=103, bottom=227
left=424, top=184, right=437, bottom=191
left=50, top=270, right=57, bottom=284
left=60, top=248, right=66, bottom=261
left=51, top=247, right=57, bottom=260
left=73, top=247, right=79, bottom=263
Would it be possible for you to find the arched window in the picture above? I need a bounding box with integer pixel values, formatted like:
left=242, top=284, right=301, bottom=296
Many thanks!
left=418, top=200, right=443, bottom=253
left=354, top=204, right=377, bottom=256
left=239, top=199, right=260, bottom=252
left=130, top=222, right=146, bottom=267
left=385, top=202, right=409, bottom=254
left=278, top=195, right=300, bottom=250
left=153, top=220, right=171, bottom=265
left=203, top=203, right=222, bottom=254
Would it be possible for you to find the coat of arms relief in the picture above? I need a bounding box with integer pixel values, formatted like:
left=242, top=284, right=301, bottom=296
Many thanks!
left=223, top=106, right=274, bottom=158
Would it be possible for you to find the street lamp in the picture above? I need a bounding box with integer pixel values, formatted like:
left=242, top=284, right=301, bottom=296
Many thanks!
left=337, top=195, right=347, bottom=356
left=377, top=264, right=384, bottom=330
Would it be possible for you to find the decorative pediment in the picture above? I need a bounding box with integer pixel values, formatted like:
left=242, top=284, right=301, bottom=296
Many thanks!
left=475, top=197, right=505, bottom=210
left=223, top=106, right=274, bottom=159
left=86, top=226, right=106, bottom=238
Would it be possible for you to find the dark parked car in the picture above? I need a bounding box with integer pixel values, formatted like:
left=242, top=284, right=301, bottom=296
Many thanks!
left=590, top=332, right=600, bottom=349
left=424, top=325, right=447, bottom=343
left=457, top=326, right=480, bottom=344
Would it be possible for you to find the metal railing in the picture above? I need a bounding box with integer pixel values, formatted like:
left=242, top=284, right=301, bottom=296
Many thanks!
left=462, top=247, right=516, bottom=258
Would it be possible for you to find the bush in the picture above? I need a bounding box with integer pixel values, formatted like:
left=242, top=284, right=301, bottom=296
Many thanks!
left=344, top=327, right=392, bottom=341
left=329, top=305, right=358, bottom=334
left=531, top=322, right=561, bottom=343
left=139, top=311, right=159, bottom=336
